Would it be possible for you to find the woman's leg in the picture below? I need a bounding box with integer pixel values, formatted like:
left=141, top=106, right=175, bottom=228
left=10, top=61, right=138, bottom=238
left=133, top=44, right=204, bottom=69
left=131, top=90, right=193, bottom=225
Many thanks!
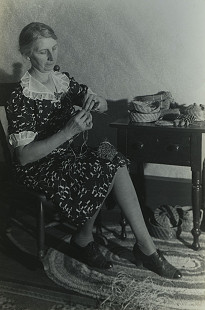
left=71, top=164, right=181, bottom=277
left=73, top=165, right=155, bottom=253
left=72, top=177, right=116, bottom=247
left=72, top=207, right=101, bottom=247
left=112, top=166, right=182, bottom=279
left=70, top=193, right=113, bottom=269
left=112, top=166, right=156, bottom=255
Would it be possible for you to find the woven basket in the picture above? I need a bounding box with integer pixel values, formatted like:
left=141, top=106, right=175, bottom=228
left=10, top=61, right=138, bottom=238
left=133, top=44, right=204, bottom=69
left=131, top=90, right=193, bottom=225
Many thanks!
left=154, top=205, right=179, bottom=227
left=148, top=218, right=182, bottom=240
left=176, top=206, right=204, bottom=232
left=130, top=100, right=161, bottom=114
left=129, top=111, right=161, bottom=123
left=133, top=91, right=174, bottom=110
left=148, top=205, right=182, bottom=240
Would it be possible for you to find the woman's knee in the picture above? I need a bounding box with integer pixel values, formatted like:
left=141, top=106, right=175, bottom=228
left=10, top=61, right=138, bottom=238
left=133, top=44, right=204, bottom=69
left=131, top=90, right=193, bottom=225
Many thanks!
left=115, top=165, right=129, bottom=179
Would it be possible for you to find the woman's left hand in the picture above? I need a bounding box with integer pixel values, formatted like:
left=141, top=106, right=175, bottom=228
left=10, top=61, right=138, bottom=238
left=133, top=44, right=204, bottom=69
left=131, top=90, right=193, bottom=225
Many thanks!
left=83, top=93, right=107, bottom=113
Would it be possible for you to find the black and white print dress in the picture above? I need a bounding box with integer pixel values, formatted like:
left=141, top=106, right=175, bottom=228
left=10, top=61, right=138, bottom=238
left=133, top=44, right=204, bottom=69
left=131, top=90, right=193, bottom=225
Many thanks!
left=6, top=71, right=128, bottom=227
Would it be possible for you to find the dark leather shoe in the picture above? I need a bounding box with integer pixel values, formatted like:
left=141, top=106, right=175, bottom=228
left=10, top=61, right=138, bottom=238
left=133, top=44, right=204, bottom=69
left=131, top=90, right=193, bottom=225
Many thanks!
left=70, top=238, right=113, bottom=269
left=133, top=244, right=182, bottom=279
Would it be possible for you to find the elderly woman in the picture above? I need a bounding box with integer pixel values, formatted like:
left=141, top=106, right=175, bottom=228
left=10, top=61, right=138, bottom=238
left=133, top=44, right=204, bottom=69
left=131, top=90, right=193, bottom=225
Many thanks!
left=6, top=22, right=182, bottom=279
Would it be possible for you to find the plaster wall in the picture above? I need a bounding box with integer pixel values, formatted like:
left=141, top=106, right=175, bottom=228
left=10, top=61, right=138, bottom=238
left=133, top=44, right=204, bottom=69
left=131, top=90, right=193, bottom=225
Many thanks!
left=0, top=0, right=205, bottom=178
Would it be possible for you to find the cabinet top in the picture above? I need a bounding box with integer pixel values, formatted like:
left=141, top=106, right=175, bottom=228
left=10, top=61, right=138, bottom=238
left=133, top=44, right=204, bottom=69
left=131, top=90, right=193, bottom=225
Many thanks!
left=110, top=117, right=205, bottom=133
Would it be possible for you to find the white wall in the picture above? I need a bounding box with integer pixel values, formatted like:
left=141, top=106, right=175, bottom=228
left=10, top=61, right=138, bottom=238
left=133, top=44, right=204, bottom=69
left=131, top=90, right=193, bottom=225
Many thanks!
left=0, top=0, right=204, bottom=178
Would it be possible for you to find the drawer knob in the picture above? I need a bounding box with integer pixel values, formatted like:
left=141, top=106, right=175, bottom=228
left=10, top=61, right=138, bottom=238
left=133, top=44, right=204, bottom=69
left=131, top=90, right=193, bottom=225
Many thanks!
left=166, top=144, right=180, bottom=152
left=132, top=141, right=144, bottom=150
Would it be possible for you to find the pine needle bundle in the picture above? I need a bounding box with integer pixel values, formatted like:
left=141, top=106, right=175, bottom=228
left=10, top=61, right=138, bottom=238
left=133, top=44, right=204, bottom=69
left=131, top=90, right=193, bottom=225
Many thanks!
left=99, top=272, right=173, bottom=310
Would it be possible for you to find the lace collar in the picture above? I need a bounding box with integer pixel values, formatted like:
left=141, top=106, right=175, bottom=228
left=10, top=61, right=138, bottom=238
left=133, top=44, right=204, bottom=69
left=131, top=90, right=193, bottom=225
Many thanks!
left=20, top=71, right=70, bottom=101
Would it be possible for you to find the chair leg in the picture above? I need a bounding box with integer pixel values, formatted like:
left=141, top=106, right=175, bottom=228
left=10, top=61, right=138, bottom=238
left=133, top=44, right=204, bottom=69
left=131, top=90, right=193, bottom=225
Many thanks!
left=37, top=200, right=45, bottom=260
left=120, top=211, right=127, bottom=240
left=94, top=209, right=109, bottom=246
left=95, top=209, right=103, bottom=235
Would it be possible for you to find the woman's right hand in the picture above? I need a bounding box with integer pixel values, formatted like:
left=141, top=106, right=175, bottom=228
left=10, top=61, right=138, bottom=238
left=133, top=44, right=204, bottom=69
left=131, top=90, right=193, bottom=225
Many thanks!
left=63, top=109, right=93, bottom=139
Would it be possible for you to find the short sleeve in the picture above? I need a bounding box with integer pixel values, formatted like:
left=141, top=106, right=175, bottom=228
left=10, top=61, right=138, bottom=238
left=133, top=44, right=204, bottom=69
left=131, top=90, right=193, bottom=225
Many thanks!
left=6, top=86, right=37, bottom=148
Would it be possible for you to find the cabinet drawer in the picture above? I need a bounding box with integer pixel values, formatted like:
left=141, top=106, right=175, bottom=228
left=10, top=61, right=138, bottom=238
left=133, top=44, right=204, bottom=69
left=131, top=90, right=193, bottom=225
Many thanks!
left=127, top=129, right=191, bottom=165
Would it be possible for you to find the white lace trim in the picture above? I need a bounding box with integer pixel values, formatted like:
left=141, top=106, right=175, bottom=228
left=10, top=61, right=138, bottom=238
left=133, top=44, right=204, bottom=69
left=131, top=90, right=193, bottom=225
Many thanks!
left=9, top=131, right=37, bottom=148
left=20, top=71, right=70, bottom=101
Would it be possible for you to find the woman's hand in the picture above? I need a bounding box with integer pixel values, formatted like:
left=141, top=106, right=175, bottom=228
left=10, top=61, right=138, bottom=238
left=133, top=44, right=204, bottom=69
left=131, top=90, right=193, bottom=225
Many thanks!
left=83, top=93, right=107, bottom=113
left=63, top=109, right=93, bottom=139
left=16, top=110, right=92, bottom=166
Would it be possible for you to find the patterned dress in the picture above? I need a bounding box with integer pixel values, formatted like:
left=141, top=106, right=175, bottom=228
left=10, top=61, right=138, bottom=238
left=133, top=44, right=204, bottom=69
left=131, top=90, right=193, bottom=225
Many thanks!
left=6, top=71, right=127, bottom=227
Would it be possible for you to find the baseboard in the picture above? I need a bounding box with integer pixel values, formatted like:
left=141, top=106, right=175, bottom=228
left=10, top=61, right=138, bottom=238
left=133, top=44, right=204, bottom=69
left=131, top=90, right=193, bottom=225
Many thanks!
left=144, top=175, right=192, bottom=210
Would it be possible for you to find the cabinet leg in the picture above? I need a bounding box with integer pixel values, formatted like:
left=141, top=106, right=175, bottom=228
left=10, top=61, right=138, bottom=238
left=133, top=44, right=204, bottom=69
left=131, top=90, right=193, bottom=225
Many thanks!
left=200, top=161, right=205, bottom=231
left=191, top=171, right=201, bottom=250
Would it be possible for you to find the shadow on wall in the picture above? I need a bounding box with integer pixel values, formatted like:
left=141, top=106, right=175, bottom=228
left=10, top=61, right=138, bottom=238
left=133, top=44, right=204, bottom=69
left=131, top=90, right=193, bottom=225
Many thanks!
left=0, top=63, right=23, bottom=83
left=87, top=99, right=128, bottom=147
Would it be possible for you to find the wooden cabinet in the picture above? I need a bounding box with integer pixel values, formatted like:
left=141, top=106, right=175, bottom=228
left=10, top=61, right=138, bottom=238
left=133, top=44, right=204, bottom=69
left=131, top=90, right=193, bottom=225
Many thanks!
left=110, top=118, right=205, bottom=250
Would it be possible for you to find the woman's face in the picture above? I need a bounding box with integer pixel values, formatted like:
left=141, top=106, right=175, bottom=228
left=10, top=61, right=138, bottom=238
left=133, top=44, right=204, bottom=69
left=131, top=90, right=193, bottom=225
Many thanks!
left=29, top=37, right=58, bottom=73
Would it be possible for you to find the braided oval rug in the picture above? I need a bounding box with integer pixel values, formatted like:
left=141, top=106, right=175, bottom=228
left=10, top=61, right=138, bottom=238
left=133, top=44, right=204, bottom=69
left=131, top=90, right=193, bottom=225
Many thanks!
left=43, top=226, right=205, bottom=310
